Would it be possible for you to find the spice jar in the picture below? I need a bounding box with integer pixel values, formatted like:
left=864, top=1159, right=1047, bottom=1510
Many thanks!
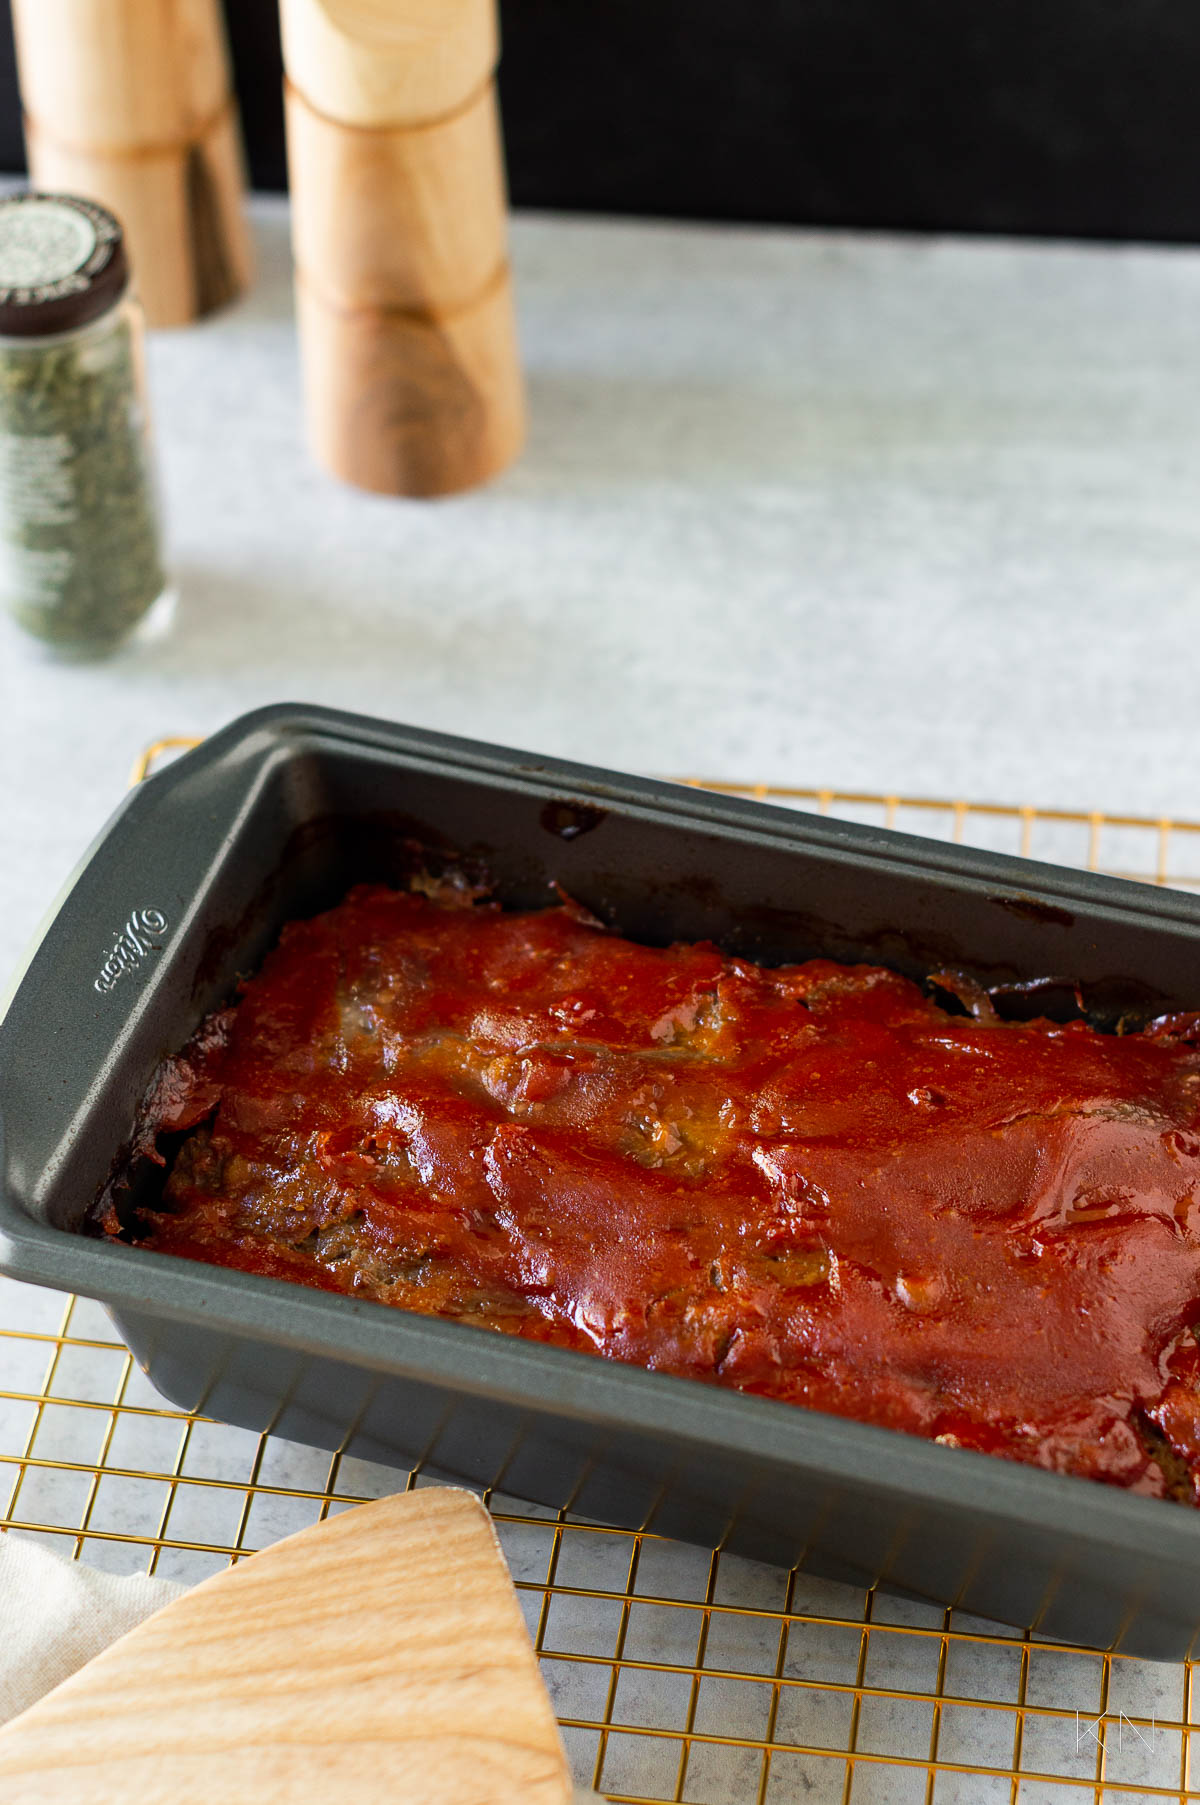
left=0, top=192, right=168, bottom=654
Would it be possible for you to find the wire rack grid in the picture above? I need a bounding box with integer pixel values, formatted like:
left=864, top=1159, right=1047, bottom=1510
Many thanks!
left=5, top=743, right=1200, bottom=1805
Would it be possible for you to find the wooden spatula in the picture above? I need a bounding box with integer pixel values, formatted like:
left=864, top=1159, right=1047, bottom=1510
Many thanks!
left=0, top=1487, right=572, bottom=1804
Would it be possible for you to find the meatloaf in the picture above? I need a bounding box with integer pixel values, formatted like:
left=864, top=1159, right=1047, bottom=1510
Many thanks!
left=97, top=881, right=1200, bottom=1502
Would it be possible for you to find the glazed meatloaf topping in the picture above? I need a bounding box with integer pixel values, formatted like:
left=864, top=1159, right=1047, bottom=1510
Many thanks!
left=98, top=883, right=1200, bottom=1502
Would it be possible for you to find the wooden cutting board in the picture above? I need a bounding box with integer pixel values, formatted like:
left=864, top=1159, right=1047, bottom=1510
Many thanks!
left=0, top=1486, right=572, bottom=1804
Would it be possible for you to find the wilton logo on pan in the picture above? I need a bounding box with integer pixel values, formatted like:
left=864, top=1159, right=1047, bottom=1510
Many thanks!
left=94, top=909, right=169, bottom=994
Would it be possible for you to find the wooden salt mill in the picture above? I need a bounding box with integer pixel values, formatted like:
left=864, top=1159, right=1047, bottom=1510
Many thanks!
left=9, top=0, right=252, bottom=329
left=280, top=0, right=526, bottom=496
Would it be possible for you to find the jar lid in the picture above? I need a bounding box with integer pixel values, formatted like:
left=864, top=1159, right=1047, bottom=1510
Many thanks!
left=0, top=192, right=129, bottom=338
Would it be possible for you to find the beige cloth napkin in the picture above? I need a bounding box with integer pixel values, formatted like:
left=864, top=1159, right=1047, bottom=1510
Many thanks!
left=0, top=1536, right=183, bottom=1727
left=0, top=1534, right=604, bottom=1799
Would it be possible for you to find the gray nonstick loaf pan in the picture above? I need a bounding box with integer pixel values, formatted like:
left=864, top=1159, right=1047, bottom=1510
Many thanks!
left=3, top=703, right=1200, bottom=1658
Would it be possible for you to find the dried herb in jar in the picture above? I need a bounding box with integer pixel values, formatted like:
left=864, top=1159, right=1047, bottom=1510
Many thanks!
left=0, top=193, right=167, bottom=654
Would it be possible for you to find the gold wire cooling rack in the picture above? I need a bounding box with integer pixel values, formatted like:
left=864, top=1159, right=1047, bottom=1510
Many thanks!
left=5, top=741, right=1200, bottom=1805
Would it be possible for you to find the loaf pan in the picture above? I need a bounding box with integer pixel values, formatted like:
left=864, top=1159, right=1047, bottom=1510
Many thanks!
left=4, top=702, right=1200, bottom=1658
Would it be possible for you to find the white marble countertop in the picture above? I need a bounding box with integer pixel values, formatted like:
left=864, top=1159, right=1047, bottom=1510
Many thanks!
left=4, top=197, right=1200, bottom=956
left=4, top=199, right=1200, bottom=1802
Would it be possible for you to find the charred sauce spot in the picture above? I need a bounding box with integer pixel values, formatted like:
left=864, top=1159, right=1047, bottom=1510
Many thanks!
left=540, top=799, right=608, bottom=841
left=991, top=893, right=1076, bottom=929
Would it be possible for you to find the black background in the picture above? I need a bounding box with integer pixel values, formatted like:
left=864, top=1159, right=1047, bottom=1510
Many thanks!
left=3, top=1, right=1200, bottom=243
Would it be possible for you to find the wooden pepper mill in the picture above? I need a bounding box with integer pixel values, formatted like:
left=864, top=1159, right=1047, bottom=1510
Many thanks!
left=280, top=0, right=526, bottom=496
left=9, top=0, right=252, bottom=329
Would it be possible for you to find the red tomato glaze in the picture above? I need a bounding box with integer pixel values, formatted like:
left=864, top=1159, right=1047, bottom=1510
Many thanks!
left=108, top=884, right=1200, bottom=1502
